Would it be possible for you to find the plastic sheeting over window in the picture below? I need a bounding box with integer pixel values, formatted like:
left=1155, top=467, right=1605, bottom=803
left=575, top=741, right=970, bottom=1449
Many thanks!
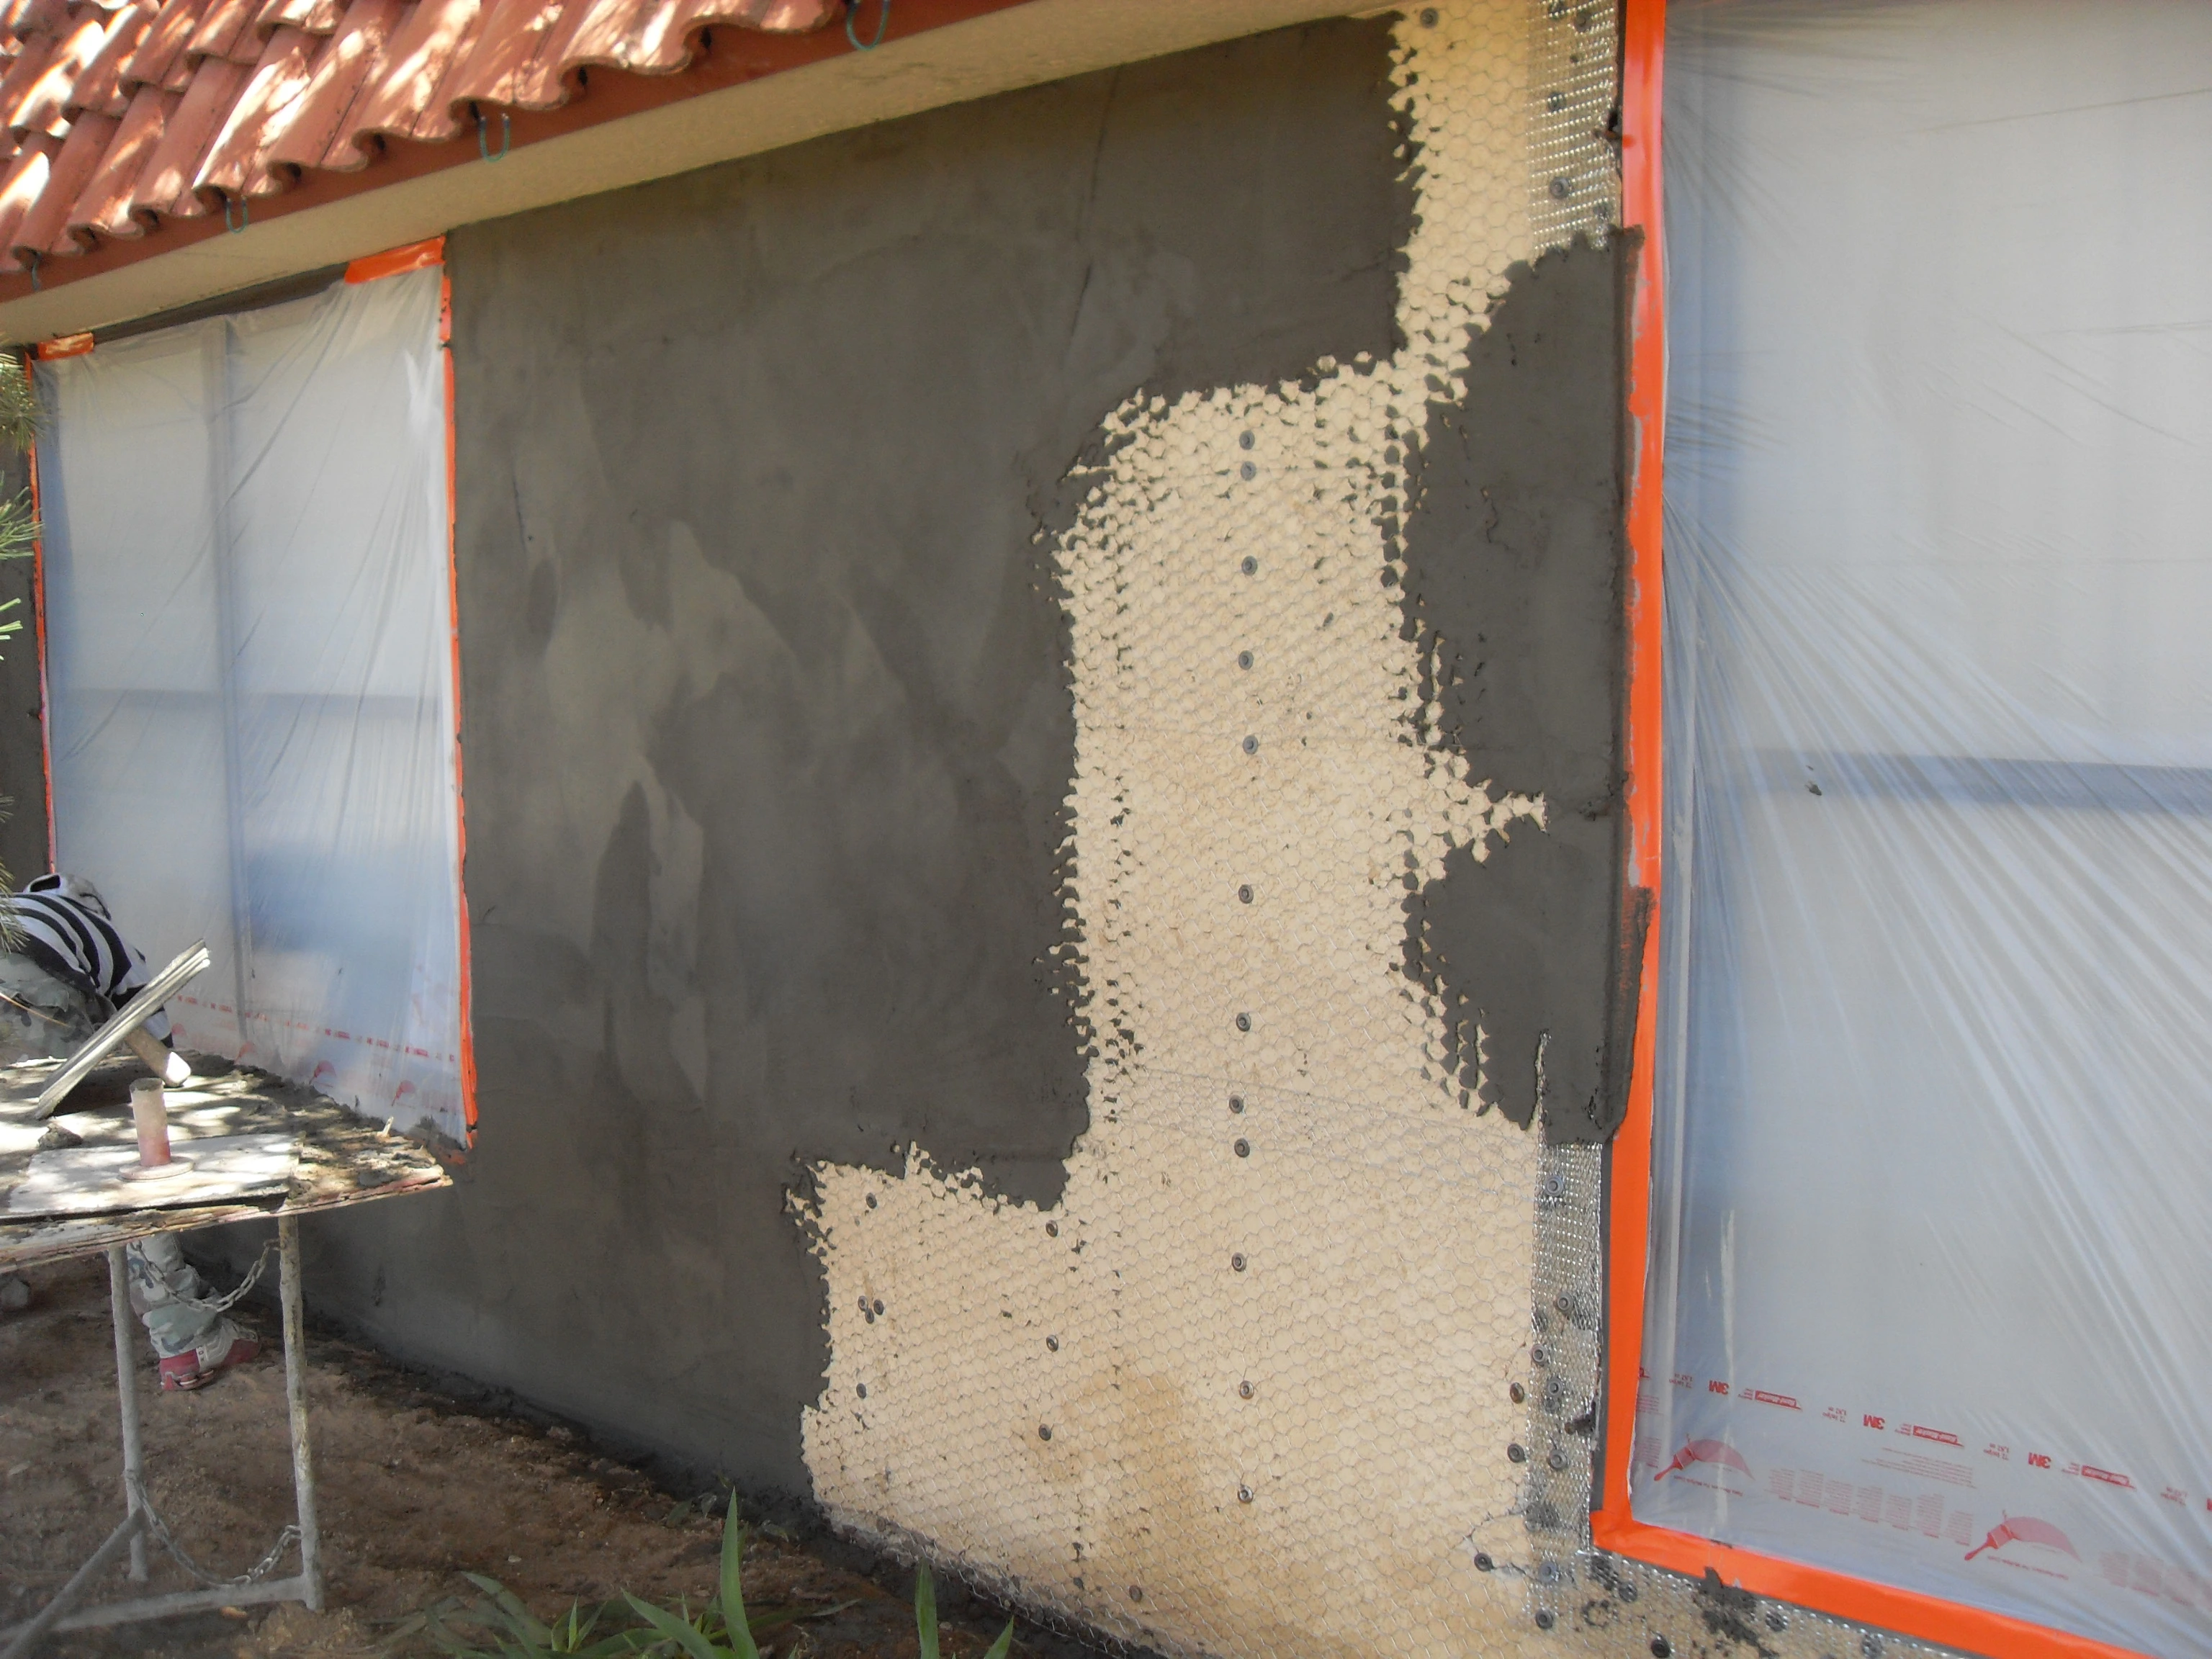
left=1635, top=1, right=2212, bottom=1652
left=36, top=267, right=464, bottom=1139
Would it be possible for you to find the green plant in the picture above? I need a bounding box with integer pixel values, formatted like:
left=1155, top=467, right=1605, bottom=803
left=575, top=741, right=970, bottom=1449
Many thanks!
left=622, top=1504, right=760, bottom=1659
left=916, top=1562, right=1015, bottom=1659
left=387, top=1506, right=857, bottom=1659
left=387, top=1506, right=1016, bottom=1659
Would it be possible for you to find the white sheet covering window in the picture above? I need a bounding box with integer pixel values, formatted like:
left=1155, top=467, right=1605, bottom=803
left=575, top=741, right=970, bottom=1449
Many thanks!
left=1635, top=3, right=2212, bottom=1652
left=36, top=268, right=464, bottom=1140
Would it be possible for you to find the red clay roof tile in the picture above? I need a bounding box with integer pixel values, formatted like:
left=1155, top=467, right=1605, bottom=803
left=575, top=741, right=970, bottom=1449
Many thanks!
left=68, top=1, right=157, bottom=119
left=0, top=0, right=841, bottom=277
left=186, top=0, right=267, bottom=67
left=194, top=21, right=318, bottom=197
left=0, top=130, right=55, bottom=254
left=262, top=0, right=396, bottom=171
left=253, top=0, right=345, bottom=41
left=128, top=48, right=245, bottom=215
left=122, top=0, right=211, bottom=95
left=66, top=78, right=168, bottom=235
left=11, top=99, right=107, bottom=250
left=9, top=12, right=106, bottom=135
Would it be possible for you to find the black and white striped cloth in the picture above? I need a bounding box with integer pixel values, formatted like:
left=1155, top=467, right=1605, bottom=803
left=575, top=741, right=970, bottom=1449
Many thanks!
left=7, top=873, right=171, bottom=1041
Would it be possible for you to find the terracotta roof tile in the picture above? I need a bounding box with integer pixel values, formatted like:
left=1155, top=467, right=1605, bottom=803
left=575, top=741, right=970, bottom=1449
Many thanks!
left=185, top=0, right=266, bottom=66
left=0, top=0, right=839, bottom=276
left=194, top=20, right=318, bottom=197
left=4, top=0, right=70, bottom=44
left=252, top=0, right=345, bottom=41
left=262, top=0, right=395, bottom=171
left=122, top=0, right=212, bottom=95
left=127, top=48, right=244, bottom=215
left=66, top=78, right=168, bottom=235
left=0, top=130, right=55, bottom=253
left=11, top=99, right=107, bottom=249
left=67, top=1, right=157, bottom=118
left=0, top=35, right=57, bottom=124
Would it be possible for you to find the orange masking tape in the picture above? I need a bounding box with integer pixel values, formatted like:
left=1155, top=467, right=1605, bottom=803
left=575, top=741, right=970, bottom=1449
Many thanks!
left=346, top=235, right=446, bottom=284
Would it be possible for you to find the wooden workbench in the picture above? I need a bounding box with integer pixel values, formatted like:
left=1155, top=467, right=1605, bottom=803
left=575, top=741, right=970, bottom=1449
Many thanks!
left=0, top=1053, right=450, bottom=1269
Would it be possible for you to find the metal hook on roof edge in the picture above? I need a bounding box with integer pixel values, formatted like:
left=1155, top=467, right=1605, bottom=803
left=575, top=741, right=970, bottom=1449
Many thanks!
left=845, top=0, right=888, bottom=50
left=224, top=194, right=249, bottom=235
left=477, top=107, right=511, bottom=163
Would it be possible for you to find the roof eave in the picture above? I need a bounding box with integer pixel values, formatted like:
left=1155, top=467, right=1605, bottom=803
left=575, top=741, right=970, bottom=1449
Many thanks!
left=0, top=0, right=1370, bottom=344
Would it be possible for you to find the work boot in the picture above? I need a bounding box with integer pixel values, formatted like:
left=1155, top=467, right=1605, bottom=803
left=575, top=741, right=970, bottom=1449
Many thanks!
left=158, top=1318, right=260, bottom=1391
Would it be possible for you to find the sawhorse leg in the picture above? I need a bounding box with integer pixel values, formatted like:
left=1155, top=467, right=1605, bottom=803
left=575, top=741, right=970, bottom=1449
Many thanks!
left=0, top=1219, right=323, bottom=1653
left=105, top=1246, right=147, bottom=1583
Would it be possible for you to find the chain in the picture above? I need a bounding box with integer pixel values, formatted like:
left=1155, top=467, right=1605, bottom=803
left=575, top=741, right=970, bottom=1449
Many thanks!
left=127, top=1475, right=299, bottom=1588
left=162, top=1237, right=278, bottom=1316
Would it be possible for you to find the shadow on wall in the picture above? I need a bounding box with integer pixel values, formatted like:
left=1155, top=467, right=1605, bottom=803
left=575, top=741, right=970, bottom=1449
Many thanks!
left=245, top=18, right=1414, bottom=1495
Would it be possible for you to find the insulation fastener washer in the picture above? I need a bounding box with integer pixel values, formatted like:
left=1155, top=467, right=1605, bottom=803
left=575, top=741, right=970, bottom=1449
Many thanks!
left=1231, top=1253, right=1247, bottom=1272
left=1547, top=1448, right=1567, bottom=1471
left=1046, top=1336, right=1058, bottom=1351
left=1235, top=1012, right=1251, bottom=1031
left=1535, top=1611, right=1555, bottom=1631
left=1236, top=1485, right=1253, bottom=1504
left=1650, top=1641, right=1670, bottom=1658
left=1038, top=1425, right=1052, bottom=1441
left=1240, top=556, right=1258, bottom=575
left=1238, top=1380, right=1254, bottom=1399
left=1234, top=1138, right=1250, bottom=1157
left=1236, top=650, right=1254, bottom=670
left=1510, top=1382, right=1526, bottom=1403
left=1239, top=431, right=1254, bottom=450
left=1237, top=884, right=1254, bottom=903
left=1507, top=1443, right=1527, bottom=1463
left=1242, top=735, right=1259, bottom=754
left=1474, top=1553, right=1494, bottom=1572
left=1228, top=1095, right=1244, bottom=1113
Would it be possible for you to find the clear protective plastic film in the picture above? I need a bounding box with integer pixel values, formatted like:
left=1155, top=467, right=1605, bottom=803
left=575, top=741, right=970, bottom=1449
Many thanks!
left=37, top=268, right=464, bottom=1138
left=1635, top=2, right=2212, bottom=1653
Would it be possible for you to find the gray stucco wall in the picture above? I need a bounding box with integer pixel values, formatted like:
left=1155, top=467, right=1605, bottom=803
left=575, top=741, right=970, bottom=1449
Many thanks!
left=0, top=446, right=47, bottom=887
left=277, top=19, right=1413, bottom=1494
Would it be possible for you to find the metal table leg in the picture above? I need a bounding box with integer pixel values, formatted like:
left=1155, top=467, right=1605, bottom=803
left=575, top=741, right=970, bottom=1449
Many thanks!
left=103, top=1246, right=147, bottom=1583
left=0, top=1223, right=323, bottom=1653
left=277, top=1216, right=322, bottom=1611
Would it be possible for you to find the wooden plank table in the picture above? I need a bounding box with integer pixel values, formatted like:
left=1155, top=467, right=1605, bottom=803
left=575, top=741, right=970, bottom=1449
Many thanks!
left=0, top=1054, right=451, bottom=1655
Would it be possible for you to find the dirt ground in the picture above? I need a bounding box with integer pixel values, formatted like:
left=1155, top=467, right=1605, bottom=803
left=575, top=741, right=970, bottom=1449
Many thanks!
left=0, top=1253, right=1071, bottom=1659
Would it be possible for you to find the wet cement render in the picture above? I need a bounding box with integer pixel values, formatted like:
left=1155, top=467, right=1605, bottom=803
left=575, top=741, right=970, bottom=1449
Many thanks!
left=0, top=446, right=47, bottom=887
left=217, top=19, right=1422, bottom=1499
left=1398, top=235, right=1640, bottom=1144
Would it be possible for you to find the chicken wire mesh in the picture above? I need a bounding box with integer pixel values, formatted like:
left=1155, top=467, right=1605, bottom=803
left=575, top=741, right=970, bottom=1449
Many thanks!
left=795, top=5, right=1970, bottom=1656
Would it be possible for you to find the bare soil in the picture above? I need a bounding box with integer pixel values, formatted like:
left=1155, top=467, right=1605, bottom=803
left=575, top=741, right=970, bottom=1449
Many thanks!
left=0, top=1254, right=1060, bottom=1659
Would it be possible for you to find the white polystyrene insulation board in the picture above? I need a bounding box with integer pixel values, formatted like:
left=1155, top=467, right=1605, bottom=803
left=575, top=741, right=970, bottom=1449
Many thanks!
left=36, top=268, right=464, bottom=1138
left=1637, top=2, right=2212, bottom=1653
